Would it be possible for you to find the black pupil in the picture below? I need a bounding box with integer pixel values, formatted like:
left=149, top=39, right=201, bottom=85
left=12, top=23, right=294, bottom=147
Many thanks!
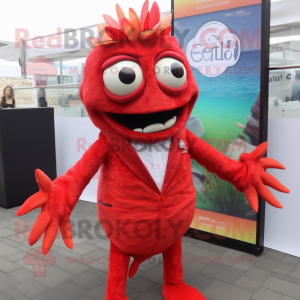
left=171, top=62, right=184, bottom=79
left=119, top=67, right=136, bottom=85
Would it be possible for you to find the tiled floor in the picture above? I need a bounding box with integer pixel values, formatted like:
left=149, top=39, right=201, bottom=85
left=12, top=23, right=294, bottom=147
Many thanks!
left=1, top=200, right=300, bottom=300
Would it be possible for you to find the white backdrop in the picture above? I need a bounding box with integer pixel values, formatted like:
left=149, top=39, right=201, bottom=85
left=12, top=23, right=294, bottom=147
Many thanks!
left=265, top=118, right=300, bottom=257
left=54, top=118, right=100, bottom=203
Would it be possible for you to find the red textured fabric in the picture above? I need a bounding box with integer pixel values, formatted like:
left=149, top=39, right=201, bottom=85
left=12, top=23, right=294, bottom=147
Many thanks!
left=103, top=78, right=146, bottom=103
left=101, top=55, right=138, bottom=70
left=149, top=1, right=160, bottom=28
left=156, top=79, right=188, bottom=96
left=98, top=126, right=195, bottom=255
left=162, top=240, right=206, bottom=300
left=140, top=0, right=149, bottom=31
left=104, top=26, right=129, bottom=41
left=80, top=36, right=199, bottom=144
left=154, top=51, right=185, bottom=65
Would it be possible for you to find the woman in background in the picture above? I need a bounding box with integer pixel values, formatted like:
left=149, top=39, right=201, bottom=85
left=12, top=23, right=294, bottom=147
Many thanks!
left=37, top=88, right=48, bottom=107
left=0, top=86, right=17, bottom=108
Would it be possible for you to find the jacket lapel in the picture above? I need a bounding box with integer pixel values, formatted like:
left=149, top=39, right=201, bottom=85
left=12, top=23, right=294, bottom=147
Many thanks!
left=161, top=126, right=186, bottom=195
left=101, top=131, right=161, bottom=195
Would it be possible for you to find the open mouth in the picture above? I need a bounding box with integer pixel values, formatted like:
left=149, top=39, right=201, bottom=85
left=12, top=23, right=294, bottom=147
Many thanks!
left=109, top=107, right=182, bottom=133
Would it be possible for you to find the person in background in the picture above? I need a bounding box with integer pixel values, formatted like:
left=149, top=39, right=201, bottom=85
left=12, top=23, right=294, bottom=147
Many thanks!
left=0, top=86, right=17, bottom=109
left=37, top=88, right=48, bottom=107
left=291, top=73, right=300, bottom=101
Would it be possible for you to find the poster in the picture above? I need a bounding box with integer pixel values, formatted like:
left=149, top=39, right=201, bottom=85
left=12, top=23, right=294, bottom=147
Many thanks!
left=174, top=0, right=263, bottom=245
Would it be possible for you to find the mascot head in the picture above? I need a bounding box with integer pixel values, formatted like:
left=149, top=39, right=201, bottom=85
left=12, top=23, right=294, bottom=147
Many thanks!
left=80, top=0, right=199, bottom=143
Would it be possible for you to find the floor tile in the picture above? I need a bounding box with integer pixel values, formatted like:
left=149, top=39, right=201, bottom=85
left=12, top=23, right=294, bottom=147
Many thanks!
left=0, top=271, right=20, bottom=291
left=14, top=278, right=48, bottom=298
left=3, top=287, right=29, bottom=300
left=70, top=271, right=106, bottom=290
left=186, top=272, right=215, bottom=290
left=127, top=276, right=155, bottom=292
left=136, top=284, right=164, bottom=300
left=202, top=280, right=253, bottom=300
left=201, top=262, right=245, bottom=284
left=33, top=266, right=74, bottom=288
left=263, top=276, right=300, bottom=298
left=8, top=268, right=33, bottom=282
left=252, top=287, right=282, bottom=300
left=54, top=255, right=91, bottom=275
left=0, top=291, right=14, bottom=300
left=234, top=275, right=263, bottom=292
left=0, top=257, right=22, bottom=273
left=0, top=241, right=20, bottom=257
left=31, top=281, right=88, bottom=300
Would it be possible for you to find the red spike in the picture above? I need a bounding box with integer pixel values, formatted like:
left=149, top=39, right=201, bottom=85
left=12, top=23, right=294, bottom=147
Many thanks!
left=60, top=218, right=73, bottom=249
left=244, top=187, right=258, bottom=213
left=140, top=30, right=156, bottom=41
left=252, top=142, right=268, bottom=161
left=16, top=192, right=47, bottom=216
left=149, top=1, right=160, bottom=29
left=129, top=8, right=141, bottom=38
left=28, top=212, right=51, bottom=246
left=97, top=23, right=110, bottom=41
left=105, top=26, right=128, bottom=41
left=116, top=4, right=126, bottom=25
left=103, top=14, right=121, bottom=29
left=121, top=18, right=139, bottom=41
left=140, top=0, right=149, bottom=30
left=93, top=41, right=118, bottom=47
left=259, top=158, right=285, bottom=170
left=129, top=258, right=141, bottom=278
left=262, top=173, right=290, bottom=193
left=146, top=30, right=158, bottom=41
left=143, top=12, right=150, bottom=31
left=89, top=37, right=102, bottom=45
left=158, top=25, right=172, bottom=37
left=35, top=169, right=52, bottom=192
left=42, top=221, right=59, bottom=255
left=257, top=183, right=283, bottom=209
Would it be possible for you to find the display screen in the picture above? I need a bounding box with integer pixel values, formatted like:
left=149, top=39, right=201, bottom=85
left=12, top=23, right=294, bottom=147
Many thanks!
left=174, top=0, right=262, bottom=244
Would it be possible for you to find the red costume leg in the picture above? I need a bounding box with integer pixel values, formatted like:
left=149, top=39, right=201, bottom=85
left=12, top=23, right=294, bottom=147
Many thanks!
left=106, top=242, right=130, bottom=300
left=162, top=239, right=206, bottom=300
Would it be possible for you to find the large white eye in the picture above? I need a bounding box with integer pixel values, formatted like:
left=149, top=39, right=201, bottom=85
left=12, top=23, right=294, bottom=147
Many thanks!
left=155, top=57, right=187, bottom=89
left=103, top=60, right=143, bottom=97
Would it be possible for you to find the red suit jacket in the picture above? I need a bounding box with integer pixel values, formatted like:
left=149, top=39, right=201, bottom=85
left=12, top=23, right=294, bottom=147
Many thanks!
left=98, top=126, right=195, bottom=256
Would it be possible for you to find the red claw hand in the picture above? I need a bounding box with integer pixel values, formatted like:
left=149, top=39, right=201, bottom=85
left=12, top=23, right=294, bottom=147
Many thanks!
left=16, top=169, right=73, bottom=255
left=237, top=142, right=290, bottom=213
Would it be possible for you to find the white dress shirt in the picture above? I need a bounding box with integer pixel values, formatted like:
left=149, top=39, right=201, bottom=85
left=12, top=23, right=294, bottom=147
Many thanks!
left=130, top=138, right=172, bottom=191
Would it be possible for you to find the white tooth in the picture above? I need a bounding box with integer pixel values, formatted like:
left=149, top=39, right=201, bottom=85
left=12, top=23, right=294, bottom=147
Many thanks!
left=173, top=116, right=177, bottom=122
left=164, top=118, right=176, bottom=129
left=134, top=128, right=143, bottom=132
left=143, top=124, right=165, bottom=133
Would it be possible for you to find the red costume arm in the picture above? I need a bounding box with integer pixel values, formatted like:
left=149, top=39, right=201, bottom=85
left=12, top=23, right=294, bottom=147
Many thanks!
left=186, top=129, right=289, bottom=213
left=16, top=132, right=110, bottom=254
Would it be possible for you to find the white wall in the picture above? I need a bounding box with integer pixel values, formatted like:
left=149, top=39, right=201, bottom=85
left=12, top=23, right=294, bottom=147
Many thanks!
left=265, top=118, right=300, bottom=257
left=54, top=118, right=100, bottom=203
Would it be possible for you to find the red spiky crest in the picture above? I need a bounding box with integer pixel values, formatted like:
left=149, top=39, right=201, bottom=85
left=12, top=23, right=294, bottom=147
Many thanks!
left=90, top=0, right=172, bottom=47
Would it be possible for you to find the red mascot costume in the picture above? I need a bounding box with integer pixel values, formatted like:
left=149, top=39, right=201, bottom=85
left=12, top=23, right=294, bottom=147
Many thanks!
left=17, top=2, right=289, bottom=299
